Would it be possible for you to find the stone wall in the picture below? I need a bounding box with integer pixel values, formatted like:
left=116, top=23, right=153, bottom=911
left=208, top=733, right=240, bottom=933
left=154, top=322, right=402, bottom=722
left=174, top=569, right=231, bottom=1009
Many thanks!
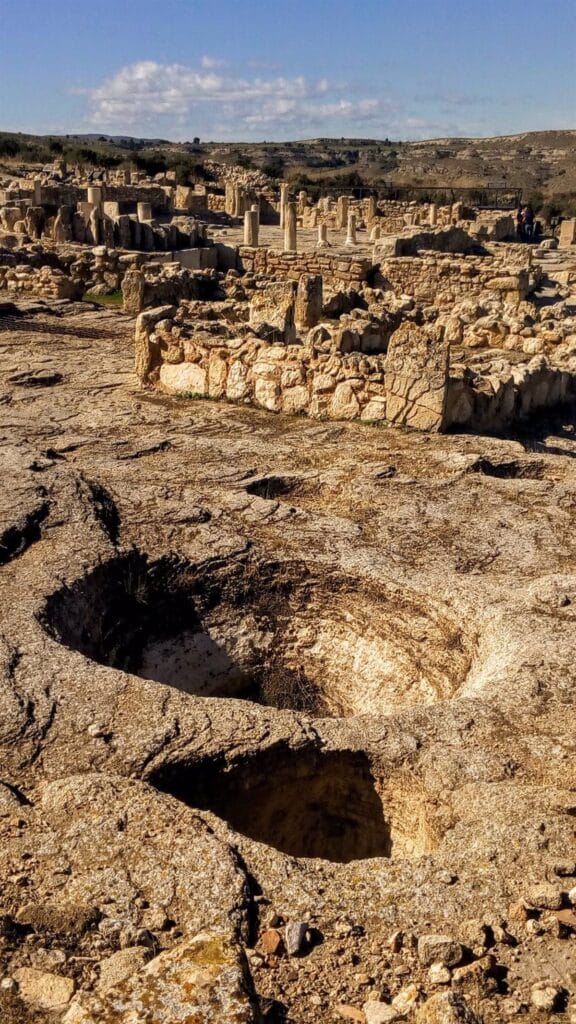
left=376, top=254, right=533, bottom=308
left=0, top=262, right=82, bottom=300
left=135, top=308, right=576, bottom=433
left=233, top=246, right=372, bottom=287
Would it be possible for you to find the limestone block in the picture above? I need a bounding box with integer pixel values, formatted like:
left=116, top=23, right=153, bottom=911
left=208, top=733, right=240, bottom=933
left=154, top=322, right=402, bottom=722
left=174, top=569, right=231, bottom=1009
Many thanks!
left=281, top=365, right=305, bottom=388
left=385, top=323, right=450, bottom=432
left=208, top=355, right=228, bottom=398
left=159, top=361, right=207, bottom=396
left=559, top=218, right=576, bottom=247
left=253, top=361, right=282, bottom=381
left=330, top=382, right=360, bottom=419
left=250, top=282, right=296, bottom=343
left=282, top=385, right=309, bottom=413
left=313, top=373, right=337, bottom=393
left=295, top=273, right=323, bottom=331
left=254, top=378, right=281, bottom=411
left=134, top=306, right=177, bottom=383
left=122, top=267, right=146, bottom=314
left=360, top=398, right=387, bottom=421
left=226, top=360, right=250, bottom=401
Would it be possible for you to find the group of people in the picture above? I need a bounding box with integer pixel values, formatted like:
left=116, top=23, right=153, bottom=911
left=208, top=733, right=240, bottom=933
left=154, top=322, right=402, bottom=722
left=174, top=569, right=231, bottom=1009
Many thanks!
left=516, top=204, right=536, bottom=242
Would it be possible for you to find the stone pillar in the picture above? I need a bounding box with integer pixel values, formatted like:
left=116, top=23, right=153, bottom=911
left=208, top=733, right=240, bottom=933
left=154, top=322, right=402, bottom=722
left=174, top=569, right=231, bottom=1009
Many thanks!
left=232, top=185, right=243, bottom=218
left=123, top=168, right=132, bottom=185
left=33, top=179, right=42, bottom=205
left=559, top=219, right=576, bottom=247
left=243, top=209, right=259, bottom=246
left=298, top=190, right=308, bottom=215
left=122, top=266, right=146, bottom=314
left=103, top=201, right=121, bottom=219
left=225, top=182, right=235, bottom=216
left=429, top=203, right=438, bottom=227
left=384, top=323, right=449, bottom=431
left=345, top=212, right=357, bottom=246
left=295, top=273, right=323, bottom=330
left=279, top=182, right=289, bottom=228
left=53, top=205, right=73, bottom=243
left=337, top=195, right=349, bottom=230
left=87, top=186, right=103, bottom=207
left=137, top=202, right=152, bottom=222
left=88, top=208, right=101, bottom=245
left=317, top=223, right=329, bottom=248
left=366, top=196, right=377, bottom=224
left=284, top=201, right=297, bottom=251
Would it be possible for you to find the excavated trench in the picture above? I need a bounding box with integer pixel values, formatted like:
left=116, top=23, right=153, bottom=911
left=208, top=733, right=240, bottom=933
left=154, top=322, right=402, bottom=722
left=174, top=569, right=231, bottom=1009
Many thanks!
left=40, top=551, right=474, bottom=718
left=149, top=746, right=443, bottom=862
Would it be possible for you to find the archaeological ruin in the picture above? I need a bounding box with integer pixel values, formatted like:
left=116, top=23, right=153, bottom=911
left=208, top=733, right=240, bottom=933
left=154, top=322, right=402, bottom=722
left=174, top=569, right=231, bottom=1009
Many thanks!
left=2, top=147, right=576, bottom=1024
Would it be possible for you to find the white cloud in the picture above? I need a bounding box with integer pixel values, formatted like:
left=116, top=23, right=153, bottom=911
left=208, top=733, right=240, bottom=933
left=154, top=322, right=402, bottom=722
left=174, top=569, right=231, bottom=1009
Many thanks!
left=79, top=59, right=401, bottom=138
left=200, top=56, right=227, bottom=69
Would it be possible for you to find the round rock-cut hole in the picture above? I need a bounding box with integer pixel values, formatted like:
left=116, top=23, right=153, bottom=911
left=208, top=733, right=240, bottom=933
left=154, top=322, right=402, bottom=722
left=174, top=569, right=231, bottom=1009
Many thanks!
left=39, top=552, right=473, bottom=718
left=151, top=747, right=392, bottom=862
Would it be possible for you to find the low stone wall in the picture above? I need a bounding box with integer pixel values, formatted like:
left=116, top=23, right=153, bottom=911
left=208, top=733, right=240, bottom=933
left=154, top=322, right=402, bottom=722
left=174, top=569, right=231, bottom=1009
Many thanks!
left=0, top=262, right=82, bottom=300
left=135, top=309, right=576, bottom=434
left=135, top=308, right=389, bottom=421
left=377, top=254, right=532, bottom=308
left=234, top=246, right=372, bottom=287
left=122, top=265, right=220, bottom=314
left=447, top=358, right=575, bottom=433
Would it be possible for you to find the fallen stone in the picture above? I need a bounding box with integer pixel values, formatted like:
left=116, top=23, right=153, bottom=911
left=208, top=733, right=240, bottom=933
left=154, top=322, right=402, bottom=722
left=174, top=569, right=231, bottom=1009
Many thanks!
left=525, top=883, right=563, bottom=911
left=259, top=928, right=283, bottom=955
left=285, top=920, right=307, bottom=956
left=96, top=946, right=151, bottom=994
left=417, top=933, right=464, bottom=967
left=531, top=983, right=561, bottom=1012
left=415, top=991, right=482, bottom=1023
left=12, top=967, right=75, bottom=1010
left=363, top=999, right=400, bottom=1022
left=429, top=962, right=452, bottom=985
left=336, top=1005, right=366, bottom=1022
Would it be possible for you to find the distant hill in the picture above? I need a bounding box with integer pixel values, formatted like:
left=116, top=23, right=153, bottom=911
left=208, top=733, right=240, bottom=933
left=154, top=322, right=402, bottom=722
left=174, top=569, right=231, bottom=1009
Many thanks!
left=2, top=128, right=576, bottom=213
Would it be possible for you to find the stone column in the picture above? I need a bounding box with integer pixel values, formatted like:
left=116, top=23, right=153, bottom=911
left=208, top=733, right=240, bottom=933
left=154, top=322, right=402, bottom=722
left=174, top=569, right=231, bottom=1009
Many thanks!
left=243, top=209, right=259, bottom=246
left=298, top=190, right=308, bottom=215
left=279, top=182, right=289, bottom=228
left=87, top=186, right=103, bottom=208
left=137, top=202, right=152, bottom=222
left=317, top=223, right=329, bottom=248
left=284, top=201, right=297, bottom=251
left=429, top=203, right=438, bottom=227
left=232, top=185, right=244, bottom=218
left=345, top=212, right=357, bottom=246
left=366, top=196, right=377, bottom=224
left=337, top=195, right=349, bottom=230
left=295, top=273, right=323, bottom=330
left=225, top=182, right=235, bottom=216
left=88, top=208, right=101, bottom=245
left=33, top=179, right=42, bottom=206
left=559, top=218, right=576, bottom=247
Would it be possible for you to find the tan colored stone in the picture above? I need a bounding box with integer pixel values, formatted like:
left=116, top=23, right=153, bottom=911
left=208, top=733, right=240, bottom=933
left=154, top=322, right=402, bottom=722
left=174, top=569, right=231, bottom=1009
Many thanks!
left=13, top=967, right=75, bottom=1010
left=330, top=382, right=360, bottom=419
left=159, top=361, right=207, bottom=396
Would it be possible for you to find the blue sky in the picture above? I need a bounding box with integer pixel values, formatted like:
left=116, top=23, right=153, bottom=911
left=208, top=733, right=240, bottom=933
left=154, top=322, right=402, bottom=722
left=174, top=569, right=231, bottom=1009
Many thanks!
left=1, top=0, right=575, bottom=142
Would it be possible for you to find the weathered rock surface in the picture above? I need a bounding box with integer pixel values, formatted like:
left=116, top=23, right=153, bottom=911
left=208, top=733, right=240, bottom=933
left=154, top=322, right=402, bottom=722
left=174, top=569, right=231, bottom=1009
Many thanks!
left=1, top=297, right=576, bottom=1021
